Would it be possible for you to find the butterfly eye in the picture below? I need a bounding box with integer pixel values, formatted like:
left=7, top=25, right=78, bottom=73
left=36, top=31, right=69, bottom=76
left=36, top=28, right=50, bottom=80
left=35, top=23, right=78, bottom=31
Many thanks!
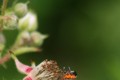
left=71, top=71, right=77, bottom=76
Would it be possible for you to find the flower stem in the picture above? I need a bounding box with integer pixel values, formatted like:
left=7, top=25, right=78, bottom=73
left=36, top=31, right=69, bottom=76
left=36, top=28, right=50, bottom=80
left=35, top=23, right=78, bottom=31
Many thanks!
left=0, top=0, right=8, bottom=31
left=0, top=51, right=10, bottom=64
left=1, top=0, right=8, bottom=15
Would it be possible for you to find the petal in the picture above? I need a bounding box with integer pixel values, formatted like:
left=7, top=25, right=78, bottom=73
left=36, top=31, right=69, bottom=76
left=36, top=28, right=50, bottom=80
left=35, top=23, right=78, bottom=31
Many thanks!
left=23, top=76, right=33, bottom=80
left=12, top=54, right=33, bottom=74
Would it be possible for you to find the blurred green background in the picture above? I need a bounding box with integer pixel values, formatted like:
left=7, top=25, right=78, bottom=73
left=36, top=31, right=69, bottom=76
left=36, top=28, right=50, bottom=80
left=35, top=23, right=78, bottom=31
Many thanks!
left=1, top=0, right=120, bottom=80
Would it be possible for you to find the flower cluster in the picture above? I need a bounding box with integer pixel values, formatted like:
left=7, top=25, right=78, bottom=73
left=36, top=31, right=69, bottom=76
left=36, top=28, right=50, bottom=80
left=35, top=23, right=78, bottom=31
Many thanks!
left=0, top=1, right=47, bottom=64
left=0, top=1, right=77, bottom=80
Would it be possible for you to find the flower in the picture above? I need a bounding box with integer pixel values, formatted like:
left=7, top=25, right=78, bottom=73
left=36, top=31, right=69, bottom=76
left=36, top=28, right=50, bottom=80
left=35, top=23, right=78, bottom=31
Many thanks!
left=12, top=55, right=64, bottom=80
left=3, top=13, right=18, bottom=30
left=18, top=12, right=38, bottom=32
left=30, top=31, right=48, bottom=46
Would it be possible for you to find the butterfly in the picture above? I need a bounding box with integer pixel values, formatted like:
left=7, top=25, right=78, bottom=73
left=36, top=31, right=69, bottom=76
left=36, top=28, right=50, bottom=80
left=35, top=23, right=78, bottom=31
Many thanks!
left=62, top=67, right=77, bottom=80
left=12, top=53, right=77, bottom=80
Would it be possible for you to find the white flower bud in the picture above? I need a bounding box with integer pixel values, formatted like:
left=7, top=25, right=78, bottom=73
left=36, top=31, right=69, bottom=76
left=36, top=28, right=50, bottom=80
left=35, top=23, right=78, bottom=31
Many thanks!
left=30, top=31, right=48, bottom=46
left=14, top=3, right=28, bottom=18
left=15, top=31, right=31, bottom=47
left=18, top=12, right=38, bottom=32
left=3, top=14, right=18, bottom=30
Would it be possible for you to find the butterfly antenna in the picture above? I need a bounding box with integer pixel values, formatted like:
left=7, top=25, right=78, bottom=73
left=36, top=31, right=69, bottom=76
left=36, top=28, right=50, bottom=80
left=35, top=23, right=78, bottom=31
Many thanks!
left=68, top=66, right=71, bottom=71
left=63, top=67, right=66, bottom=73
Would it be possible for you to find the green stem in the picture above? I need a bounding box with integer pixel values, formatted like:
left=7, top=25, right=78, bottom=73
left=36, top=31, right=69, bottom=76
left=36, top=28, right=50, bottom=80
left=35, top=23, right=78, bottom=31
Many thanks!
left=14, top=47, right=41, bottom=55
left=1, top=0, right=8, bottom=15
left=0, top=0, right=8, bottom=31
